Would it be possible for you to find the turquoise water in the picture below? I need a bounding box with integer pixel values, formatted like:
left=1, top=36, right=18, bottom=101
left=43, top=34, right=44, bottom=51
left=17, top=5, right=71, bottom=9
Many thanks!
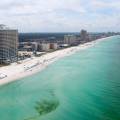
left=0, top=36, right=120, bottom=120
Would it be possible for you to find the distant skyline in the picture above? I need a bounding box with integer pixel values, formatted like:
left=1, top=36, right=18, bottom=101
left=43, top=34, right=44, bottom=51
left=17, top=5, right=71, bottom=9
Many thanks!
left=0, top=0, right=120, bottom=32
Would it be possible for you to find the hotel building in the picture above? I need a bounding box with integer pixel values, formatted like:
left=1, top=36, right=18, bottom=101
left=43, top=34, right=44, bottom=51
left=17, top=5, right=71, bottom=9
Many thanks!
left=64, top=35, right=77, bottom=45
left=80, top=29, right=90, bottom=42
left=0, top=25, right=18, bottom=64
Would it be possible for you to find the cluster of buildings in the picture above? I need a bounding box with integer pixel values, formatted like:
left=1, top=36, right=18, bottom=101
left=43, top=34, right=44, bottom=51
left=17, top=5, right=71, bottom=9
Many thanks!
left=19, top=40, right=58, bottom=52
left=0, top=24, right=119, bottom=65
left=18, top=30, right=90, bottom=53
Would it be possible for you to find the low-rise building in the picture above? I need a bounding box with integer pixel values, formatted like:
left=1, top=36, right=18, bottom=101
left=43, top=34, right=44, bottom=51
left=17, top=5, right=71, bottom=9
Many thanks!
left=41, top=43, right=58, bottom=52
left=19, top=42, right=39, bottom=51
left=19, top=41, right=59, bottom=52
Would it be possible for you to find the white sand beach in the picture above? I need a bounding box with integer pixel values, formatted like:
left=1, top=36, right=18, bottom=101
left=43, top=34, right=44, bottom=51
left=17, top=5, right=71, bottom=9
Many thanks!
left=0, top=37, right=111, bottom=86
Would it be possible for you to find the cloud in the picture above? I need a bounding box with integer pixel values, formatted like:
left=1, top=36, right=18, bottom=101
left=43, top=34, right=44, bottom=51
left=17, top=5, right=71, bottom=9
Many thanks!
left=91, top=0, right=120, bottom=9
left=0, top=0, right=120, bottom=32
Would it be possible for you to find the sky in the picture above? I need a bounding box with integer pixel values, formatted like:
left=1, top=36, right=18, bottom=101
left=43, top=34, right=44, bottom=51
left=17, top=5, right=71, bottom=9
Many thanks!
left=0, top=0, right=120, bottom=32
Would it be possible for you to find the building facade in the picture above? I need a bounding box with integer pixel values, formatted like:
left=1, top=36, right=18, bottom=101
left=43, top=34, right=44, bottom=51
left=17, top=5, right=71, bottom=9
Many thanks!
left=41, top=43, right=58, bottom=52
left=0, top=28, right=18, bottom=64
left=64, top=35, right=77, bottom=45
left=80, top=29, right=90, bottom=42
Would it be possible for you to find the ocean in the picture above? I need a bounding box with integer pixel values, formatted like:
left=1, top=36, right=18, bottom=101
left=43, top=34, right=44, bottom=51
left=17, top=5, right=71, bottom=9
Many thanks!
left=0, top=36, right=120, bottom=120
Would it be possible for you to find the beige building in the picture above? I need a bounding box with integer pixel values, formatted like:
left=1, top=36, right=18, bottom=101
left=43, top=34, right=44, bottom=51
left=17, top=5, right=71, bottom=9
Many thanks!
left=64, top=35, right=77, bottom=45
left=0, top=25, right=18, bottom=64
left=41, top=43, right=58, bottom=52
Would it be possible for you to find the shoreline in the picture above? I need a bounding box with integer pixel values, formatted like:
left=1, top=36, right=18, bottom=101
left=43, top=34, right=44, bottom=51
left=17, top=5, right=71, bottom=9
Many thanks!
left=0, top=36, right=114, bottom=86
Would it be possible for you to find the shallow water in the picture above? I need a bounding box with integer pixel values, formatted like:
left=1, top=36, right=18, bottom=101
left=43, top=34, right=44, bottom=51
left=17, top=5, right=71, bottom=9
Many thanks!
left=0, top=36, right=120, bottom=120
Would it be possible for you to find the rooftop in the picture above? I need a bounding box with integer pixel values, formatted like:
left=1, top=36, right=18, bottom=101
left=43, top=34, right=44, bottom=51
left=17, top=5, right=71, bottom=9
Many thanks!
left=0, top=24, right=10, bottom=30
